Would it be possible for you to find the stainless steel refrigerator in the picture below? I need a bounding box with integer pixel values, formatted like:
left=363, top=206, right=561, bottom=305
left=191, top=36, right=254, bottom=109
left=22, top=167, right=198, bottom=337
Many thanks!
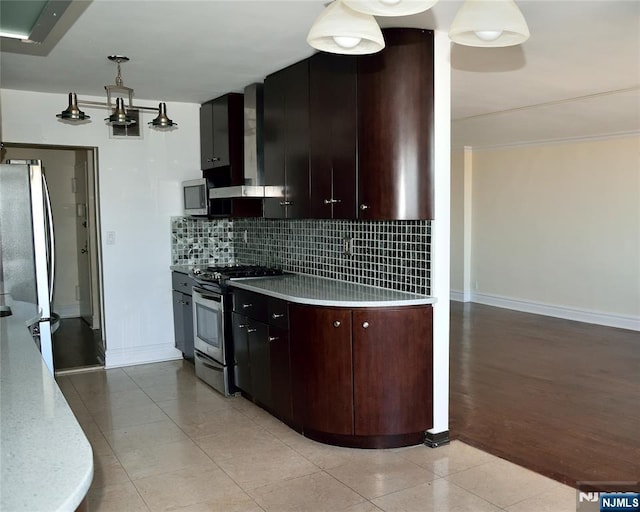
left=0, top=159, right=56, bottom=373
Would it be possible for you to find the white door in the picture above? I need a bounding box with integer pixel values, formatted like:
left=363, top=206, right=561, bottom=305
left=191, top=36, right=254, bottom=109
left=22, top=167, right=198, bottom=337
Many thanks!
left=74, top=157, right=92, bottom=325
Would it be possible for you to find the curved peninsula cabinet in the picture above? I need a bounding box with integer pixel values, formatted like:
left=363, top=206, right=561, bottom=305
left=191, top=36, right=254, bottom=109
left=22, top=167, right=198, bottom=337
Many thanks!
left=290, top=304, right=433, bottom=448
left=229, top=274, right=435, bottom=449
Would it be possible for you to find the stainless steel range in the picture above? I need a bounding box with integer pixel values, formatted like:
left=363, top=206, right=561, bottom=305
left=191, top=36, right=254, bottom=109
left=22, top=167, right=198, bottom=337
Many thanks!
left=191, top=264, right=283, bottom=396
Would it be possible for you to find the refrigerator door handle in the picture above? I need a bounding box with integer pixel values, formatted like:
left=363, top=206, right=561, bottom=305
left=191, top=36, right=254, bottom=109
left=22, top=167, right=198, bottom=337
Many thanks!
left=42, top=174, right=55, bottom=303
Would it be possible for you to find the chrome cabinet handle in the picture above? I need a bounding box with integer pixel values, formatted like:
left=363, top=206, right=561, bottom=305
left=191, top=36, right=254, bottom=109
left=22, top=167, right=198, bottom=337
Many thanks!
left=324, top=199, right=342, bottom=205
left=280, top=200, right=293, bottom=206
left=333, top=321, right=341, bottom=328
left=247, top=328, right=257, bottom=333
left=272, top=313, right=284, bottom=319
left=242, top=303, right=253, bottom=309
left=237, top=324, right=247, bottom=329
left=359, top=204, right=369, bottom=211
left=362, top=321, right=369, bottom=329
left=207, top=157, right=221, bottom=163
left=268, top=336, right=279, bottom=342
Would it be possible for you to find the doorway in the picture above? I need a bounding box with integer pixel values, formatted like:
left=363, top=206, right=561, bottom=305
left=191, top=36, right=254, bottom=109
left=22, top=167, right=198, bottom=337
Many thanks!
left=1, top=144, right=105, bottom=372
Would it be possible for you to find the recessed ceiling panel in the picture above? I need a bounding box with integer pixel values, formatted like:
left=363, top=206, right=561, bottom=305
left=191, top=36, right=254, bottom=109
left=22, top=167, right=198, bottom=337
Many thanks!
left=0, top=0, right=71, bottom=43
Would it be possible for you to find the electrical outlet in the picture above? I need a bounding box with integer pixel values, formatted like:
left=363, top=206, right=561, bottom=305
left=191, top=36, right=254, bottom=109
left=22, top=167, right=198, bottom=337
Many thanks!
left=106, top=231, right=116, bottom=245
left=342, top=237, right=353, bottom=257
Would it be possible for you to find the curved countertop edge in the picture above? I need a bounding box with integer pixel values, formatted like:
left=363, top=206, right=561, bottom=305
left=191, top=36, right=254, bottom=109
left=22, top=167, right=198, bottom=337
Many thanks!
left=228, top=273, right=437, bottom=307
left=0, top=296, right=94, bottom=512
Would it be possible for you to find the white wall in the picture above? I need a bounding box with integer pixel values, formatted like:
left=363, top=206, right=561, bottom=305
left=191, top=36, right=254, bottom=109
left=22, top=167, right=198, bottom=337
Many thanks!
left=451, top=135, right=640, bottom=330
left=1, top=89, right=202, bottom=366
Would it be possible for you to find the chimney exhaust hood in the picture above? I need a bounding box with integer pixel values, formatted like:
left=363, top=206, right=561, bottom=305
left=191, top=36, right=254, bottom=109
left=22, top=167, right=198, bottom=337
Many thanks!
left=209, top=83, right=283, bottom=200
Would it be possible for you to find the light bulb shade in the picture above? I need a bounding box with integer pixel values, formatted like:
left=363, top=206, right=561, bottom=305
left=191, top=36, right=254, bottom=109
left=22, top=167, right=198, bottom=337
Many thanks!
left=307, top=0, right=385, bottom=55
left=343, top=0, right=438, bottom=16
left=105, top=97, right=136, bottom=126
left=449, top=0, right=530, bottom=47
left=56, top=93, right=90, bottom=121
left=149, top=102, right=178, bottom=129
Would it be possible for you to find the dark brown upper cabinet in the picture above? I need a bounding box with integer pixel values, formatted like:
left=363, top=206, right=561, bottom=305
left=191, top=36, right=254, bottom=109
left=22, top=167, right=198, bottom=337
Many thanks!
left=309, top=53, right=358, bottom=219
left=200, top=93, right=244, bottom=185
left=357, top=28, right=434, bottom=220
left=263, top=60, right=310, bottom=219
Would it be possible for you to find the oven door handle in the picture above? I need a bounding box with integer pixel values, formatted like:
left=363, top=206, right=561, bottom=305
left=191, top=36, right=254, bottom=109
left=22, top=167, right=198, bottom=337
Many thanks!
left=195, top=351, right=224, bottom=372
left=193, top=288, right=222, bottom=303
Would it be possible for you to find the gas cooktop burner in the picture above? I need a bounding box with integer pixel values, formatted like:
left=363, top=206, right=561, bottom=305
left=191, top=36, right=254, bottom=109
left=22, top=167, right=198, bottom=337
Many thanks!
left=193, top=264, right=283, bottom=283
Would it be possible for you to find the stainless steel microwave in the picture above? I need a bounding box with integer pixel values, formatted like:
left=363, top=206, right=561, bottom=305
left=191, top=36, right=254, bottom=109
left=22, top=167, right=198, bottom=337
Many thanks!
left=182, top=178, right=209, bottom=216
left=182, top=177, right=232, bottom=217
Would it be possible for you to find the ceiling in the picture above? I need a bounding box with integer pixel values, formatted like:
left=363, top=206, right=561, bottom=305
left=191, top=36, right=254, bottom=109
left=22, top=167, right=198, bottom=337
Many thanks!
left=1, top=0, right=639, bottom=148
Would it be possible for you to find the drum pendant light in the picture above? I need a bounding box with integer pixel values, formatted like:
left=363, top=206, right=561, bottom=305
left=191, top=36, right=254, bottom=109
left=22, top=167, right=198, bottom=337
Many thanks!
left=307, top=0, right=385, bottom=55
left=343, top=0, right=439, bottom=16
left=449, top=0, right=530, bottom=47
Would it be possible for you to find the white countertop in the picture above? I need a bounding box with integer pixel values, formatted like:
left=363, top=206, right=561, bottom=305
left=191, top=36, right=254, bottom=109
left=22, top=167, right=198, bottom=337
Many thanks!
left=0, top=295, right=94, bottom=512
left=229, top=273, right=436, bottom=307
left=170, top=264, right=192, bottom=274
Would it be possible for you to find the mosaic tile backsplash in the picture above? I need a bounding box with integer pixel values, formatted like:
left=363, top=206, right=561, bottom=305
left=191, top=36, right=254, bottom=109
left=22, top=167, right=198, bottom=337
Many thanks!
left=171, top=217, right=431, bottom=295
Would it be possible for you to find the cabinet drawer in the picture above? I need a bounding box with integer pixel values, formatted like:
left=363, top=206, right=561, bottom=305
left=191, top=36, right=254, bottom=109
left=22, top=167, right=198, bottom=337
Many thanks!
left=267, top=297, right=288, bottom=329
left=172, top=272, right=194, bottom=294
left=232, top=289, right=268, bottom=322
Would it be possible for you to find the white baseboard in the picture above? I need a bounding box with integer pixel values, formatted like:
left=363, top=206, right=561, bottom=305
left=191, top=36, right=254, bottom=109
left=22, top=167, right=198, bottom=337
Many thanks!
left=471, top=292, right=640, bottom=332
left=450, top=289, right=472, bottom=302
left=105, top=344, right=183, bottom=369
left=54, top=304, right=81, bottom=319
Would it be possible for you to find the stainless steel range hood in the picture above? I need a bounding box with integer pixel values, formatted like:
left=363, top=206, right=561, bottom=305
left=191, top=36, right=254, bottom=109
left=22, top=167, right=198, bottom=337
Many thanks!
left=209, top=83, right=283, bottom=200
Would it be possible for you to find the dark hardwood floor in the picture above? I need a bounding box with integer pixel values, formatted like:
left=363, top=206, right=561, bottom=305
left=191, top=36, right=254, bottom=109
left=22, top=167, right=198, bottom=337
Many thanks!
left=53, top=317, right=103, bottom=371
left=449, top=301, right=640, bottom=489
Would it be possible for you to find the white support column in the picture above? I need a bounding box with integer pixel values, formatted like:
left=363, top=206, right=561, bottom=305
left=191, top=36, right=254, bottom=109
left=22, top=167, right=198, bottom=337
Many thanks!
left=429, top=30, right=451, bottom=437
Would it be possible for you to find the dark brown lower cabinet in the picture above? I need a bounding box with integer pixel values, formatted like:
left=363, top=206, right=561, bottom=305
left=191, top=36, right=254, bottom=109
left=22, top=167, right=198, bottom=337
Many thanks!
left=290, top=305, right=353, bottom=435
left=269, top=327, right=292, bottom=421
left=290, top=303, right=433, bottom=448
left=353, top=307, right=433, bottom=436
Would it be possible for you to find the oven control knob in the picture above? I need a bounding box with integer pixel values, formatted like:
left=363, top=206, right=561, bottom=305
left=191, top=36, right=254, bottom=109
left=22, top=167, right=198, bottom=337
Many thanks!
left=192, top=267, right=202, bottom=275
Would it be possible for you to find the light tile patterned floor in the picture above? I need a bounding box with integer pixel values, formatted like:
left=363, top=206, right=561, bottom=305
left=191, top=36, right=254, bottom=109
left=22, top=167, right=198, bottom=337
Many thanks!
left=57, top=360, right=577, bottom=512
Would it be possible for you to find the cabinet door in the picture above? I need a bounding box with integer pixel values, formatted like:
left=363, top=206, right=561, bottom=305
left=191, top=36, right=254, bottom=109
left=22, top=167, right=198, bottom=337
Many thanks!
left=210, top=96, right=231, bottom=168
left=201, top=93, right=244, bottom=175
left=172, top=290, right=185, bottom=353
left=200, top=102, right=215, bottom=170
left=182, top=295, right=194, bottom=359
left=269, top=327, right=292, bottom=421
left=232, top=312, right=252, bottom=394
left=290, top=304, right=353, bottom=435
left=284, top=59, right=310, bottom=219
left=353, top=306, right=433, bottom=436
left=357, top=28, right=434, bottom=220
left=248, top=319, right=271, bottom=408
left=264, top=61, right=310, bottom=219
left=309, top=53, right=357, bottom=219
left=263, top=69, right=287, bottom=218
